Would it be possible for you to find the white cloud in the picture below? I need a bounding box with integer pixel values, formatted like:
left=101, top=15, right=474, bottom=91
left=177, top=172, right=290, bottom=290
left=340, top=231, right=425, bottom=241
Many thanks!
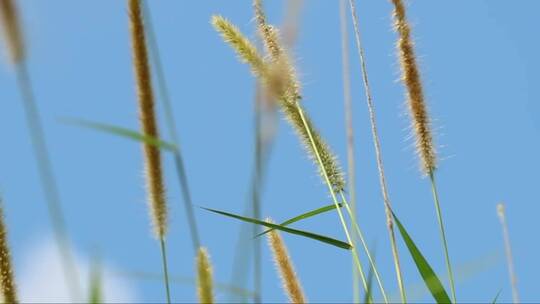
left=18, top=238, right=138, bottom=303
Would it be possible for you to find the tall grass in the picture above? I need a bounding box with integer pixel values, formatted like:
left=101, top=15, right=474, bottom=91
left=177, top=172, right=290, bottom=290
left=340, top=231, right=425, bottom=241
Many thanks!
left=390, top=0, right=455, bottom=302
left=0, top=0, right=81, bottom=299
left=128, top=0, right=171, bottom=301
left=346, top=0, right=406, bottom=301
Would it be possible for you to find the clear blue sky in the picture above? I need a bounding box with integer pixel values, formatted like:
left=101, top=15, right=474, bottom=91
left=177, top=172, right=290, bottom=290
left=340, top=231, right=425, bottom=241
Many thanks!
left=0, top=0, right=539, bottom=302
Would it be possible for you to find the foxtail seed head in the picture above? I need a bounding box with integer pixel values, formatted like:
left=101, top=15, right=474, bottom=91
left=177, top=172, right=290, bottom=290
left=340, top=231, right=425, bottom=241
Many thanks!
left=211, top=15, right=266, bottom=78
left=196, top=247, right=214, bottom=304
left=267, top=220, right=306, bottom=303
left=129, top=0, right=167, bottom=238
left=212, top=11, right=345, bottom=191
left=0, top=0, right=25, bottom=63
left=391, top=0, right=436, bottom=174
left=0, top=200, right=17, bottom=303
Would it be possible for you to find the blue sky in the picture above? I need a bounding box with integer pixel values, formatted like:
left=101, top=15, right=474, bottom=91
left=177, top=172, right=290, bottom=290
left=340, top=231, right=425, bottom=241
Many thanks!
left=0, top=0, right=539, bottom=302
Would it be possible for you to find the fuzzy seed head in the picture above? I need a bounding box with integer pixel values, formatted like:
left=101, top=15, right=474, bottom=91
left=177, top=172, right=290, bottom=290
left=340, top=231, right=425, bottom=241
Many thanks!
left=212, top=11, right=345, bottom=192
left=0, top=0, right=25, bottom=63
left=196, top=247, right=214, bottom=304
left=0, top=202, right=17, bottom=303
left=266, top=220, right=306, bottom=303
left=211, top=15, right=266, bottom=78
left=129, top=0, right=167, bottom=238
left=391, top=0, right=436, bottom=174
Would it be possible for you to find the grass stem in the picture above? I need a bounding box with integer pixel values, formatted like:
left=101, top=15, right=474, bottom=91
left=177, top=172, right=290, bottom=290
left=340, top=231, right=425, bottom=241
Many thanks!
left=15, top=61, right=81, bottom=301
left=347, top=0, right=407, bottom=301
left=429, top=171, right=456, bottom=303
left=338, top=1, right=359, bottom=302
left=160, top=237, right=172, bottom=304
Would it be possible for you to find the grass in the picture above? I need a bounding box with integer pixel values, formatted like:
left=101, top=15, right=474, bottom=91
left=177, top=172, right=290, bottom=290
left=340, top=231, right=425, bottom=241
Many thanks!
left=0, top=0, right=526, bottom=303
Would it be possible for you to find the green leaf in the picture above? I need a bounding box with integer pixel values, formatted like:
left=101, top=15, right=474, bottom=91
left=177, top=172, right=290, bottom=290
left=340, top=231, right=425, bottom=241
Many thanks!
left=60, top=118, right=177, bottom=151
left=391, top=210, right=452, bottom=303
left=255, top=203, right=342, bottom=238
left=492, top=289, right=502, bottom=303
left=202, top=207, right=352, bottom=250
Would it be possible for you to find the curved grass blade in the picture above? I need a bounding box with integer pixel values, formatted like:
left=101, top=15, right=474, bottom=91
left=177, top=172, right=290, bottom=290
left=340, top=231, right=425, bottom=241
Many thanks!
left=202, top=207, right=352, bottom=250
left=391, top=210, right=451, bottom=303
left=60, top=118, right=177, bottom=152
left=256, top=203, right=343, bottom=238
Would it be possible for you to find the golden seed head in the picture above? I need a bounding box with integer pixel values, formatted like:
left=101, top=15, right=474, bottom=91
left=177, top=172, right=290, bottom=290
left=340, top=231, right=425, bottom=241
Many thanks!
left=196, top=247, right=214, bottom=304
left=129, top=0, right=167, bottom=238
left=266, top=219, right=306, bottom=303
left=391, top=0, right=437, bottom=174
left=211, top=15, right=266, bottom=77
left=0, top=201, right=17, bottom=304
left=0, top=0, right=25, bottom=63
left=213, top=10, right=345, bottom=191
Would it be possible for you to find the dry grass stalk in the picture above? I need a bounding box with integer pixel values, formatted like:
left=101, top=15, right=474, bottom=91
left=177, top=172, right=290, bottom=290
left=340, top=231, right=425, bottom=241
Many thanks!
left=129, top=0, right=167, bottom=238
left=0, top=202, right=17, bottom=304
left=0, top=0, right=24, bottom=63
left=197, top=248, right=214, bottom=304
left=267, top=222, right=306, bottom=303
left=391, top=0, right=436, bottom=174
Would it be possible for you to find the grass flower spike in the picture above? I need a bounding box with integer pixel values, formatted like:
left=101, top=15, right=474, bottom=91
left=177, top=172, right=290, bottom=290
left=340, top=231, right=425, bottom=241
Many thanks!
left=197, top=248, right=214, bottom=304
left=0, top=0, right=24, bottom=63
left=0, top=201, right=17, bottom=303
left=129, top=0, right=168, bottom=238
left=391, top=0, right=436, bottom=174
left=267, top=221, right=306, bottom=303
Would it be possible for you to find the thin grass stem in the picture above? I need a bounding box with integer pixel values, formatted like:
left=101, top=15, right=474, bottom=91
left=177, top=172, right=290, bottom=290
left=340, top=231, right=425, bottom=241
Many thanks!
left=159, top=237, right=172, bottom=304
left=347, top=0, right=406, bottom=301
left=339, top=192, right=388, bottom=303
left=294, top=103, right=370, bottom=298
left=141, top=0, right=201, bottom=251
left=429, top=171, right=456, bottom=303
left=15, top=61, right=81, bottom=301
left=338, top=1, right=359, bottom=302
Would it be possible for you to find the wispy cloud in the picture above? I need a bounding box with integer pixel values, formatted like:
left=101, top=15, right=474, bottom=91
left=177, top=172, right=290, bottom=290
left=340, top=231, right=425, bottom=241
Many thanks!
left=18, top=238, right=138, bottom=303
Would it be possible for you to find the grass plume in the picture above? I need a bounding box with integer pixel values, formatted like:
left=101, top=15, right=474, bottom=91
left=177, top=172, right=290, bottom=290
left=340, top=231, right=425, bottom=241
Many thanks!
left=391, top=0, right=436, bottom=174
left=0, top=200, right=17, bottom=304
left=128, top=0, right=171, bottom=302
left=129, top=0, right=167, bottom=239
left=391, top=1, right=455, bottom=301
left=211, top=16, right=266, bottom=78
left=140, top=0, right=201, bottom=251
left=0, top=0, right=24, bottom=63
left=267, top=221, right=306, bottom=303
left=197, top=248, right=214, bottom=304
left=497, top=203, right=519, bottom=304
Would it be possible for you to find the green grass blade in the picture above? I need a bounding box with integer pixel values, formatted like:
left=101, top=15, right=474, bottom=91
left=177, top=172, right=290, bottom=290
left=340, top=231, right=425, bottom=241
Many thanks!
left=60, top=118, right=177, bottom=151
left=363, top=252, right=375, bottom=304
left=202, top=207, right=352, bottom=250
left=391, top=210, right=451, bottom=303
left=255, top=203, right=343, bottom=238
left=492, top=289, right=502, bottom=303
